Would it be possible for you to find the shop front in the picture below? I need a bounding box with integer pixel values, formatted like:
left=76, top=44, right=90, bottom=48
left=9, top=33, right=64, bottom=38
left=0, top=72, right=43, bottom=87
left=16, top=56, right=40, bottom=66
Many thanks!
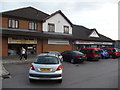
left=8, top=37, right=37, bottom=56
left=74, top=40, right=113, bottom=50
left=42, top=39, right=73, bottom=53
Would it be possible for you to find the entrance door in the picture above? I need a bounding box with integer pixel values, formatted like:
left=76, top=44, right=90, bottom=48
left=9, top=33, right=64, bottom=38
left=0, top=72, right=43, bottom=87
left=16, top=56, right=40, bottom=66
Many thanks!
left=8, top=44, right=36, bottom=56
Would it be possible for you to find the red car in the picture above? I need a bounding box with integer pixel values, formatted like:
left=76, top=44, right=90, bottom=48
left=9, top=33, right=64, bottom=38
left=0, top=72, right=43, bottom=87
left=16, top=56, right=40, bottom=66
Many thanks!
left=80, top=48, right=101, bottom=61
left=104, top=48, right=120, bottom=58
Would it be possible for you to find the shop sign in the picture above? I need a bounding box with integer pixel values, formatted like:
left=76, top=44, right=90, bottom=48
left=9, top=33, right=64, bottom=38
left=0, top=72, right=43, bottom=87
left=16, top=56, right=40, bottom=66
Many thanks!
left=75, top=41, right=113, bottom=45
left=8, top=37, right=37, bottom=44
left=48, top=39, right=69, bottom=45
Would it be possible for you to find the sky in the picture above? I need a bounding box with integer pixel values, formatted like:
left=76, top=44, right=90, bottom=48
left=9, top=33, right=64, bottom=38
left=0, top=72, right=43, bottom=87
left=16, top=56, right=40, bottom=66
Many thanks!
left=0, top=0, right=119, bottom=40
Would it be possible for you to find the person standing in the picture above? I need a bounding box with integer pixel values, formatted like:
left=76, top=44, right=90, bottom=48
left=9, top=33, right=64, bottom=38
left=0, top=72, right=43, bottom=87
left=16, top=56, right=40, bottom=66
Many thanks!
left=20, top=47, right=27, bottom=61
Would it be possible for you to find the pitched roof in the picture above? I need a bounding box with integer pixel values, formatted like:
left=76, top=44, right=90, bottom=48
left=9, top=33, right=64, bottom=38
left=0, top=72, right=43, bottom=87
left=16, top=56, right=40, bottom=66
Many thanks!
left=1, top=6, right=49, bottom=21
left=43, top=10, right=73, bottom=26
left=72, top=24, right=113, bottom=42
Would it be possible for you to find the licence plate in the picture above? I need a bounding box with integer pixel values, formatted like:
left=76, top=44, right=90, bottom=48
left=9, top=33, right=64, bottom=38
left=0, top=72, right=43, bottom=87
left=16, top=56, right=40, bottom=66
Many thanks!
left=40, top=68, right=52, bottom=71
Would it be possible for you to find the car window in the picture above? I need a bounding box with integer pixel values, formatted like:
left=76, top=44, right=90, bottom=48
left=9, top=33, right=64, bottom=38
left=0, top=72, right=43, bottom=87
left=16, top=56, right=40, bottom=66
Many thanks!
left=86, top=49, right=93, bottom=53
left=34, top=56, right=59, bottom=64
left=112, top=49, right=116, bottom=52
left=61, top=51, right=70, bottom=55
left=106, top=49, right=112, bottom=52
left=94, top=49, right=100, bottom=53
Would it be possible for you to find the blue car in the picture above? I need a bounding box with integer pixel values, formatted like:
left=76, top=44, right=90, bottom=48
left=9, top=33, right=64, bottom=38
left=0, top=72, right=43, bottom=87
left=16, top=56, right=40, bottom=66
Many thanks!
left=99, top=49, right=110, bottom=59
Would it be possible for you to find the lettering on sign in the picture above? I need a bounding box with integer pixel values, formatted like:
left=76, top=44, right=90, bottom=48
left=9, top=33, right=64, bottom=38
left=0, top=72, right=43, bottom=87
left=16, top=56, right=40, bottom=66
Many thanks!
left=8, top=37, right=37, bottom=44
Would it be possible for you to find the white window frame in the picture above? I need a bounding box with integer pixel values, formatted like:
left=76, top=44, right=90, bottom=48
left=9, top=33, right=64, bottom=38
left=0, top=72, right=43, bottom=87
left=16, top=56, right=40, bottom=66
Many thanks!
left=8, top=19, right=18, bottom=28
left=64, top=26, right=69, bottom=34
left=29, top=22, right=37, bottom=30
left=48, top=23, right=55, bottom=32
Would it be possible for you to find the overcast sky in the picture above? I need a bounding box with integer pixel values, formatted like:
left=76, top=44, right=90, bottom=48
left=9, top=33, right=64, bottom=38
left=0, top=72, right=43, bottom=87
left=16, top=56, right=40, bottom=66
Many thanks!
left=0, top=0, right=119, bottom=40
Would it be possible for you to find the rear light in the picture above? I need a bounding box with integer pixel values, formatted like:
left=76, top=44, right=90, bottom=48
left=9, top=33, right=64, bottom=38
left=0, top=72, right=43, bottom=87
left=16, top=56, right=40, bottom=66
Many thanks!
left=75, top=55, right=81, bottom=58
left=30, top=64, right=35, bottom=70
left=56, top=65, right=62, bottom=71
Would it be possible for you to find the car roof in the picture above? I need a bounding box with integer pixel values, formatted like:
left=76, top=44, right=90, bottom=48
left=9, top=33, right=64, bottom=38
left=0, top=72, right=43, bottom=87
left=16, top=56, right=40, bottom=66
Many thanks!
left=44, top=51, right=60, bottom=53
left=38, top=53, right=59, bottom=57
left=82, top=48, right=100, bottom=50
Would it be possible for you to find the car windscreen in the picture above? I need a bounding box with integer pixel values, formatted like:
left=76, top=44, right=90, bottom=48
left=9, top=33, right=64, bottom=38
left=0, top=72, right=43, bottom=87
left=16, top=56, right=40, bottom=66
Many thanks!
left=72, top=51, right=84, bottom=55
left=34, top=56, right=59, bottom=64
left=44, top=51, right=61, bottom=56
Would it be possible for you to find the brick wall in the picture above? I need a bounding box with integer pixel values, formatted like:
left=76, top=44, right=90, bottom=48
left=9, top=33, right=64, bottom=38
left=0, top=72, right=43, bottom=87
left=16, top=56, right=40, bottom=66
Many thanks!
left=36, top=39, right=43, bottom=55
left=1, top=36, right=8, bottom=56
left=1, top=16, right=42, bottom=31
left=19, top=19, right=29, bottom=29
left=1, top=17, right=8, bottom=28
left=42, top=40, right=73, bottom=53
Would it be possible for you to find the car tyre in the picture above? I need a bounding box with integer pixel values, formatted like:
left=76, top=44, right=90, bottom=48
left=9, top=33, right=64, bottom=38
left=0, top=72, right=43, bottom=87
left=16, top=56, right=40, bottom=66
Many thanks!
left=29, top=79, right=35, bottom=83
left=58, top=79, right=62, bottom=83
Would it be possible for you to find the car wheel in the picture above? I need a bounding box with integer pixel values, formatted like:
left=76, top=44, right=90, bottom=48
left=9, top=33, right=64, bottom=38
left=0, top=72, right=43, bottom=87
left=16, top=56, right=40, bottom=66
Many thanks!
left=112, top=55, right=116, bottom=59
left=70, top=59, right=75, bottom=64
left=101, top=55, right=104, bottom=59
left=58, top=79, right=62, bottom=83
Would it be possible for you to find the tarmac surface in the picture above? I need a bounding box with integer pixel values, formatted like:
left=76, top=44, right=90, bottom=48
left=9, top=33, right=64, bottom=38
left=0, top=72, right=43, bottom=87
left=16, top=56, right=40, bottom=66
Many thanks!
left=2, top=58, right=118, bottom=88
left=1, top=55, right=36, bottom=78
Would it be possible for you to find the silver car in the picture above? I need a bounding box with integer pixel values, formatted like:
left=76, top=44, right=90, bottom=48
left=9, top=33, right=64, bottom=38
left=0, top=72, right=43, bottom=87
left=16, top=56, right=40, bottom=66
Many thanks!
left=29, top=53, right=62, bottom=83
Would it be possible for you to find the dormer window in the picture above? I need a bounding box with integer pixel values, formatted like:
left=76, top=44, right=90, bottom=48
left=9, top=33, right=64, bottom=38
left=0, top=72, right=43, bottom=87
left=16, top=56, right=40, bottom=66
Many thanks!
left=89, top=30, right=99, bottom=38
left=8, top=19, right=18, bottom=28
left=48, top=23, right=55, bottom=32
left=29, top=22, right=37, bottom=30
left=64, top=26, right=69, bottom=34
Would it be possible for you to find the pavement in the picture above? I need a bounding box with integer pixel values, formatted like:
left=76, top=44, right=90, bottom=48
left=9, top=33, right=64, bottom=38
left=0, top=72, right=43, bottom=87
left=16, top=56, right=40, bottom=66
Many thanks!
left=1, top=55, right=36, bottom=78
left=2, top=55, right=36, bottom=64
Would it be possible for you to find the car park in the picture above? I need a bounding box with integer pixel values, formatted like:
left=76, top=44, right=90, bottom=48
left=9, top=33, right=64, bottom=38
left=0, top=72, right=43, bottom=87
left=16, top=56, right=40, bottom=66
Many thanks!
left=61, top=51, right=86, bottom=64
left=29, top=53, right=62, bottom=83
left=80, top=48, right=101, bottom=61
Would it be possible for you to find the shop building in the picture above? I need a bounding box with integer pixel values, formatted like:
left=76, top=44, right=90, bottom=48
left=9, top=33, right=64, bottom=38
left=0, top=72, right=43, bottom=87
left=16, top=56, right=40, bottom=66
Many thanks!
left=72, top=25, right=113, bottom=50
left=0, top=7, right=73, bottom=56
left=0, top=7, right=114, bottom=56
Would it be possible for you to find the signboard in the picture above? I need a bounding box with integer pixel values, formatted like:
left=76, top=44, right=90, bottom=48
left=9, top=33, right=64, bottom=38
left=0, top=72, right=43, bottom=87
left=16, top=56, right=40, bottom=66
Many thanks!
left=8, top=37, right=37, bottom=44
left=75, top=41, right=113, bottom=45
left=48, top=39, right=69, bottom=45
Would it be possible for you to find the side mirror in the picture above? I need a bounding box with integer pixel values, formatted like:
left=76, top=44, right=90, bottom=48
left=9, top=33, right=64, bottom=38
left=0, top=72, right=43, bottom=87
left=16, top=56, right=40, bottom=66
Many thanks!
left=60, top=58, right=63, bottom=63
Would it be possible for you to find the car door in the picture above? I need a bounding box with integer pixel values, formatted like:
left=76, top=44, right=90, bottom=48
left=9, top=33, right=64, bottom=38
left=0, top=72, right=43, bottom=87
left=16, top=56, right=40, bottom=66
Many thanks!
left=66, top=52, right=72, bottom=62
left=61, top=51, right=69, bottom=61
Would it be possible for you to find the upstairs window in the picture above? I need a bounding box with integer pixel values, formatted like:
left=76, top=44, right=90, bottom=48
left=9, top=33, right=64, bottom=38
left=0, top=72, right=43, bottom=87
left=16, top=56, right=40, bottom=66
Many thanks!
left=48, top=23, right=55, bottom=32
left=29, top=22, right=37, bottom=30
left=64, top=26, right=69, bottom=34
left=8, top=19, right=18, bottom=28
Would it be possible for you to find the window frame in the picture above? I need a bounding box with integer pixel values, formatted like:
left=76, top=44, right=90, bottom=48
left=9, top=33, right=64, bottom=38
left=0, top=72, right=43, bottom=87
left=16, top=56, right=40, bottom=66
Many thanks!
left=8, top=19, right=19, bottom=28
left=64, top=26, right=69, bottom=34
left=48, top=23, right=55, bottom=32
left=29, top=21, right=37, bottom=30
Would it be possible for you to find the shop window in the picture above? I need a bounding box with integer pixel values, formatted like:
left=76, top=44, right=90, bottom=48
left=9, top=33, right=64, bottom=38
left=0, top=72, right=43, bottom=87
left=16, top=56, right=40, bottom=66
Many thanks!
left=8, top=19, right=18, bottom=28
left=48, top=23, right=55, bottom=32
left=64, top=26, right=69, bottom=34
left=29, top=22, right=37, bottom=30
